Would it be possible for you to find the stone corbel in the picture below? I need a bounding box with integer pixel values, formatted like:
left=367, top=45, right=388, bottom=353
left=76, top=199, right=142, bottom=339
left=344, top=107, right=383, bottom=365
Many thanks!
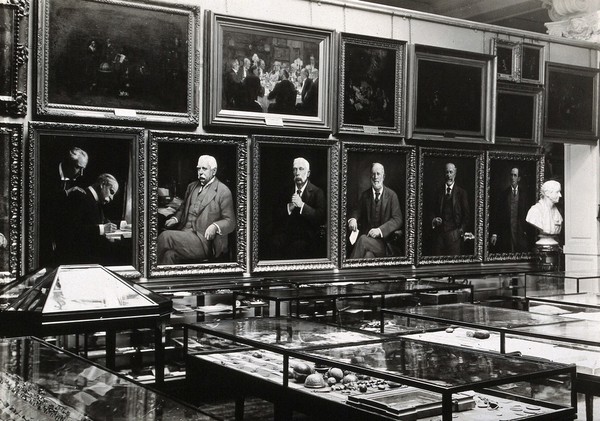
left=541, top=0, right=600, bottom=21
left=545, top=9, right=600, bottom=41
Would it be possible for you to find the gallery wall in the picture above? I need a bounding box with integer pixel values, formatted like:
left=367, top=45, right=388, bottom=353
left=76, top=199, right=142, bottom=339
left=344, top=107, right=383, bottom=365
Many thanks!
left=1, top=0, right=599, bottom=289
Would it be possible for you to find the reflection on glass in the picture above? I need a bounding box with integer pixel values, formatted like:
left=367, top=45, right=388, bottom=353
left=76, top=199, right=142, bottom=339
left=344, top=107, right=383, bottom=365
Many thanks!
left=0, top=337, right=215, bottom=420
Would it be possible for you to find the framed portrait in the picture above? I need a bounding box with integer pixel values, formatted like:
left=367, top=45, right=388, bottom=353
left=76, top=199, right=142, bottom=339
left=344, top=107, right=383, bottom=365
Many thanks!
left=491, top=39, right=520, bottom=82
left=521, top=43, right=544, bottom=84
left=204, top=12, right=335, bottom=132
left=251, top=136, right=339, bottom=272
left=340, top=142, right=415, bottom=268
left=0, top=124, right=21, bottom=278
left=485, top=152, right=543, bottom=262
left=147, top=132, right=247, bottom=277
left=417, top=148, right=485, bottom=264
left=36, top=0, right=200, bottom=125
left=544, top=62, right=599, bottom=141
left=495, top=82, right=542, bottom=145
left=0, top=0, right=28, bottom=115
left=337, top=33, right=406, bottom=136
left=408, top=45, right=495, bottom=143
left=27, top=122, right=145, bottom=276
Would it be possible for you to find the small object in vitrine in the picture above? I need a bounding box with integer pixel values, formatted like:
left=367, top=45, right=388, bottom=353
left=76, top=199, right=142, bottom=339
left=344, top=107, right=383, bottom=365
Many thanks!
left=292, top=362, right=313, bottom=383
left=358, top=384, right=368, bottom=393
left=445, top=327, right=454, bottom=333
left=327, top=367, right=344, bottom=382
left=342, top=374, right=358, bottom=384
left=350, top=355, right=365, bottom=365
left=252, top=351, right=263, bottom=359
left=327, top=377, right=337, bottom=386
left=466, top=329, right=491, bottom=339
left=314, top=362, right=328, bottom=373
left=304, top=373, right=327, bottom=388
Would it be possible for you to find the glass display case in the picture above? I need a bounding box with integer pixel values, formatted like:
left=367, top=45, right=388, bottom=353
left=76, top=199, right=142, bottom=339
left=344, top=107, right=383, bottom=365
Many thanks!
left=231, top=279, right=473, bottom=325
left=525, top=271, right=600, bottom=297
left=382, top=303, right=600, bottom=420
left=0, top=265, right=172, bottom=385
left=183, top=317, right=576, bottom=421
left=0, top=336, right=216, bottom=420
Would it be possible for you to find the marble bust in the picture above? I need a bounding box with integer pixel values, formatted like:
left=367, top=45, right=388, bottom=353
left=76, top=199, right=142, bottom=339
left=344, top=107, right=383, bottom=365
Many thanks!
left=526, top=180, right=563, bottom=244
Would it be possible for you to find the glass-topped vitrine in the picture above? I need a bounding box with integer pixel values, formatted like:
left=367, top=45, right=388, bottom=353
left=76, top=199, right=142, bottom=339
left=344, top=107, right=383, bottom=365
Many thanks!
left=382, top=303, right=600, bottom=420
left=0, top=336, right=216, bottom=420
left=231, top=279, right=473, bottom=325
left=525, top=271, right=600, bottom=296
left=0, top=265, right=172, bottom=385
left=184, top=317, right=576, bottom=421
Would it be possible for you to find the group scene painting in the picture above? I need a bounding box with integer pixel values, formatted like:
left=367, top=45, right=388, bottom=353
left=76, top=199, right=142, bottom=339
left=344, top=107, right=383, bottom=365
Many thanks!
left=46, top=0, right=190, bottom=113
left=221, top=28, right=320, bottom=116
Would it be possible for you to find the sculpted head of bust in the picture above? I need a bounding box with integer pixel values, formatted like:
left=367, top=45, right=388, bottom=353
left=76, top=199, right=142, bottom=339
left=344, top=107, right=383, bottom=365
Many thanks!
left=525, top=180, right=563, bottom=236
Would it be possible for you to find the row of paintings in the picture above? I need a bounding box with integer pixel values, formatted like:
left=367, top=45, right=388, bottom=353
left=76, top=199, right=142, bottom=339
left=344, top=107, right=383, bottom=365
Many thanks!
left=2, top=0, right=598, bottom=142
left=1, top=123, right=545, bottom=278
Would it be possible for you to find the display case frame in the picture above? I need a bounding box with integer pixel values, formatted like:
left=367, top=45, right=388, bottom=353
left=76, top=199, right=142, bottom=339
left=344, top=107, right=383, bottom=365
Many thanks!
left=0, top=336, right=217, bottom=420
left=183, top=317, right=577, bottom=421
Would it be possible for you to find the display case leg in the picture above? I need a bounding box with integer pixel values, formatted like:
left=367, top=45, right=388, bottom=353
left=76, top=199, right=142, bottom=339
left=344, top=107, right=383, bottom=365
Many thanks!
left=586, top=393, right=593, bottom=420
left=234, top=395, right=245, bottom=420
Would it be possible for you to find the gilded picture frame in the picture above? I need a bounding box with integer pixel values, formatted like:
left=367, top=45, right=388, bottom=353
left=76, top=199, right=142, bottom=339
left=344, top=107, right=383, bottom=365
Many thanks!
left=36, top=0, right=200, bottom=125
left=147, top=132, right=247, bottom=277
left=27, top=122, right=145, bottom=277
left=205, top=12, right=335, bottom=132
left=251, top=136, right=339, bottom=272
left=408, top=45, right=495, bottom=143
left=485, top=152, right=543, bottom=262
left=491, top=38, right=520, bottom=82
left=544, top=62, right=599, bottom=142
left=0, top=124, right=22, bottom=278
left=0, top=0, right=28, bottom=116
left=417, top=148, right=485, bottom=264
left=341, top=142, right=416, bottom=268
left=495, top=82, right=542, bottom=145
left=337, top=33, right=406, bottom=137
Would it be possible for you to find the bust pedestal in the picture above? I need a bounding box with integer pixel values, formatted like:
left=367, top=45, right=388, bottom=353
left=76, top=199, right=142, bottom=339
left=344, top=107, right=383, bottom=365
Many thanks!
left=533, top=234, right=562, bottom=271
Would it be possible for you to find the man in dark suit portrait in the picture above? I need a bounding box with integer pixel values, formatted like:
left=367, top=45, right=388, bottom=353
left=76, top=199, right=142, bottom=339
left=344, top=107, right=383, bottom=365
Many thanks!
left=490, top=167, right=533, bottom=253
left=40, top=146, right=89, bottom=266
left=296, top=68, right=313, bottom=114
left=267, top=69, right=298, bottom=114
left=348, top=163, right=403, bottom=258
left=271, top=157, right=325, bottom=259
left=302, top=68, right=319, bottom=116
left=60, top=173, right=119, bottom=264
left=157, top=155, right=236, bottom=265
left=223, top=58, right=243, bottom=110
left=430, top=162, right=472, bottom=256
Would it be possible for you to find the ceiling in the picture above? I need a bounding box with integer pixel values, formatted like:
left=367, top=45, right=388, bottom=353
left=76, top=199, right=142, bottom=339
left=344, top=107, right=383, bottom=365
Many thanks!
left=361, top=0, right=551, bottom=34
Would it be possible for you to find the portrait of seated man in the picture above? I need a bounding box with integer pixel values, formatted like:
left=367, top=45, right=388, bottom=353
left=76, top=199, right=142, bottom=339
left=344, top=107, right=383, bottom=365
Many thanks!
left=348, top=163, right=403, bottom=259
left=157, top=155, right=236, bottom=265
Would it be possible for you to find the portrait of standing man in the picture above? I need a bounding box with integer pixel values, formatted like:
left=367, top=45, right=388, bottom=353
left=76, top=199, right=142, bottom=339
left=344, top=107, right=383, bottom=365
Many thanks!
left=420, top=151, right=481, bottom=262
left=487, top=155, right=540, bottom=259
left=255, top=138, right=336, bottom=270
